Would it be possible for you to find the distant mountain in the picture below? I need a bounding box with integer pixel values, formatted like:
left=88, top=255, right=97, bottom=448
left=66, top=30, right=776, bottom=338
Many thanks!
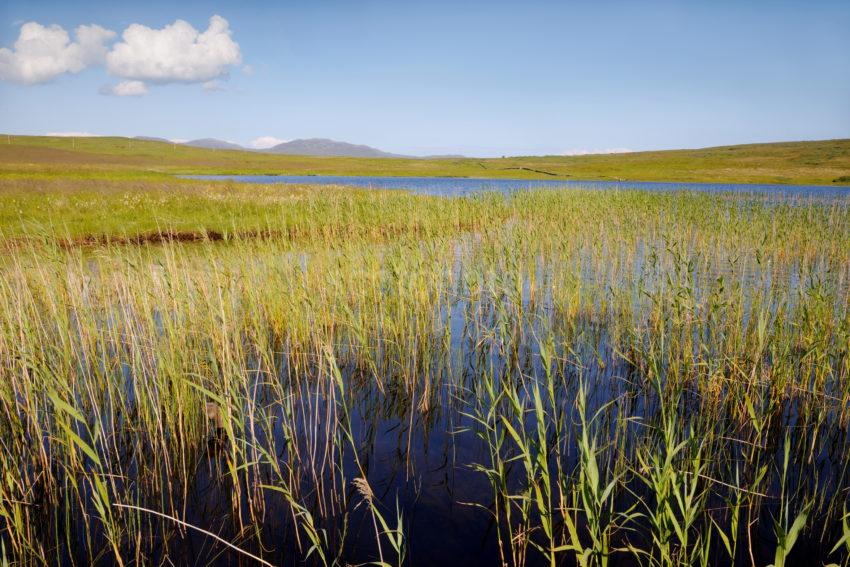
left=134, top=136, right=172, bottom=143
left=266, top=138, right=403, bottom=158
left=140, top=135, right=466, bottom=158
left=184, top=138, right=245, bottom=151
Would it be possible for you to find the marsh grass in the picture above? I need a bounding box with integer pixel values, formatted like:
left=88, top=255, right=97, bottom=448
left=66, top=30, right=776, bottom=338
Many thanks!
left=0, top=184, right=848, bottom=565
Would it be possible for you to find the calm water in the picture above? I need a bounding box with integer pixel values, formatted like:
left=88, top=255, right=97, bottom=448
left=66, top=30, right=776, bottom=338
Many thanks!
left=52, top=238, right=848, bottom=566
left=183, top=174, right=850, bottom=198
left=39, top=178, right=849, bottom=566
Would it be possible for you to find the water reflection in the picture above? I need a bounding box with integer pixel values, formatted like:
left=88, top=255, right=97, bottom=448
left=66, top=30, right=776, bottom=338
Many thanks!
left=183, top=173, right=850, bottom=199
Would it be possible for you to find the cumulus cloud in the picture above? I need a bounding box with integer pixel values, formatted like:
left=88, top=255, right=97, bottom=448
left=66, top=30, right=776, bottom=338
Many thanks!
left=562, top=148, right=632, bottom=156
left=99, top=79, right=148, bottom=96
left=106, top=15, right=241, bottom=89
left=0, top=15, right=243, bottom=96
left=0, top=22, right=115, bottom=84
left=248, top=136, right=287, bottom=149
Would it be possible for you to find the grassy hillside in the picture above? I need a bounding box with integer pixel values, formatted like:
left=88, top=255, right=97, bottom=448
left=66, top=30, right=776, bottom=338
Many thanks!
left=0, top=135, right=848, bottom=185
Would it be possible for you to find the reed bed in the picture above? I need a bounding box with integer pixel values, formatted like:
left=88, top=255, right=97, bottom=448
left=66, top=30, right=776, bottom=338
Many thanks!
left=0, top=186, right=849, bottom=566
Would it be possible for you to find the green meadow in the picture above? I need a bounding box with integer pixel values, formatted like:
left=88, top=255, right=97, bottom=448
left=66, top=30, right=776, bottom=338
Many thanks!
left=1, top=135, right=849, bottom=185
left=1, top=140, right=849, bottom=566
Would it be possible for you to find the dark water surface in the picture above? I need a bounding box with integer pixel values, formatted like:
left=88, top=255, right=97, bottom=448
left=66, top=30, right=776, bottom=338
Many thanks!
left=98, top=237, right=848, bottom=566
left=183, top=174, right=850, bottom=198
left=26, top=184, right=850, bottom=566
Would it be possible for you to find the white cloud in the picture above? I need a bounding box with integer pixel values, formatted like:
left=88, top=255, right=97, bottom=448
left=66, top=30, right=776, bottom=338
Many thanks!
left=100, top=79, right=148, bottom=96
left=562, top=148, right=633, bottom=156
left=106, top=15, right=241, bottom=88
left=0, top=22, right=115, bottom=84
left=170, top=138, right=188, bottom=144
left=1, top=16, right=244, bottom=97
left=248, top=136, right=287, bottom=149
left=202, top=79, right=224, bottom=92
left=45, top=131, right=99, bottom=137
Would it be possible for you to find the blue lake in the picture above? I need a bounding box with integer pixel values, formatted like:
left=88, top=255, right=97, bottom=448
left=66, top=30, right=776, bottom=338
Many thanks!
left=183, top=174, right=850, bottom=199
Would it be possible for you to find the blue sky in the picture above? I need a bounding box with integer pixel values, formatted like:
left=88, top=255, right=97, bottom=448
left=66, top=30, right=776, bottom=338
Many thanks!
left=0, top=0, right=848, bottom=157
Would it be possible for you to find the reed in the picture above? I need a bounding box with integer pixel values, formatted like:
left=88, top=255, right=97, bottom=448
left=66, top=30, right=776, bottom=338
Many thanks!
left=0, top=183, right=848, bottom=565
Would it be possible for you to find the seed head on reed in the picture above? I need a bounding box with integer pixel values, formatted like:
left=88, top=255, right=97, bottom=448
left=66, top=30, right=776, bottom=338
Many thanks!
left=352, top=477, right=374, bottom=505
left=204, top=402, right=224, bottom=429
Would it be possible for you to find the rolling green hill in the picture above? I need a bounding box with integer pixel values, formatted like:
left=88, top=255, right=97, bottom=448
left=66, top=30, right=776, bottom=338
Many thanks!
left=0, top=134, right=848, bottom=185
